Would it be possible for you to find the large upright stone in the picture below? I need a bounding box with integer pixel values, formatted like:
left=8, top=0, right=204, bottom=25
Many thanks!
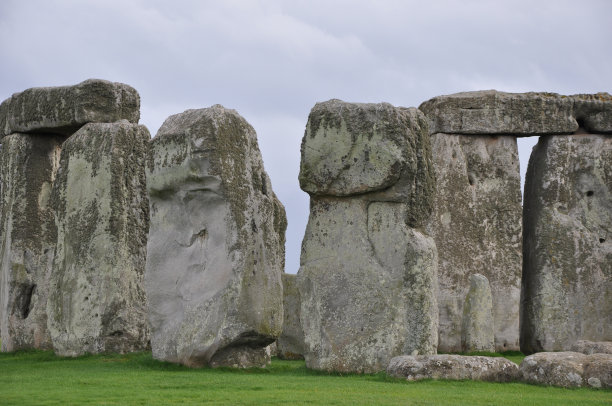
left=425, top=133, right=522, bottom=351
left=47, top=121, right=150, bottom=356
left=521, top=134, right=612, bottom=353
left=461, top=274, right=495, bottom=352
left=146, top=106, right=287, bottom=368
left=297, top=100, right=438, bottom=373
left=277, top=273, right=305, bottom=360
left=0, top=79, right=140, bottom=138
left=0, top=134, right=64, bottom=351
left=419, top=91, right=612, bottom=135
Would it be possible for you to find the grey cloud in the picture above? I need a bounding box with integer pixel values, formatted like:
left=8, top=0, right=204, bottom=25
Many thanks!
left=1, top=0, right=610, bottom=272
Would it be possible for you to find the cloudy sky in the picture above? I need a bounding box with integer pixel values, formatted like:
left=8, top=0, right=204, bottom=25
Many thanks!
left=1, top=0, right=610, bottom=272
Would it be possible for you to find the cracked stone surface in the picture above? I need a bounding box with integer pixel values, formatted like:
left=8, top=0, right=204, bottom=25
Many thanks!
left=0, top=79, right=140, bottom=138
left=425, top=134, right=522, bottom=352
left=419, top=91, right=612, bottom=135
left=297, top=100, right=438, bottom=373
left=145, top=106, right=286, bottom=368
left=521, top=134, right=612, bottom=353
left=47, top=121, right=150, bottom=356
left=0, top=133, right=64, bottom=352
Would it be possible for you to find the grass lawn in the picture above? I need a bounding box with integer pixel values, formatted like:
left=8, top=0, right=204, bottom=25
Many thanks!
left=0, top=350, right=609, bottom=405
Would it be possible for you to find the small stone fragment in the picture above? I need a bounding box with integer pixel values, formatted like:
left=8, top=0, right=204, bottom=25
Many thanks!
left=146, top=106, right=286, bottom=368
left=461, top=274, right=495, bottom=352
left=277, top=273, right=305, bottom=360
left=387, top=354, right=519, bottom=382
left=0, top=133, right=64, bottom=351
left=521, top=134, right=612, bottom=353
left=0, top=79, right=140, bottom=138
left=47, top=121, right=150, bottom=356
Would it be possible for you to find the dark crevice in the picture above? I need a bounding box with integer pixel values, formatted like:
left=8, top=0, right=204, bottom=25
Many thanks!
left=600, top=238, right=606, bottom=243
left=19, top=284, right=36, bottom=319
left=586, top=190, right=594, bottom=197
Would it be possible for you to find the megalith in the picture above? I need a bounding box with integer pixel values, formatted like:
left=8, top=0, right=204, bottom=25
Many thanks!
left=0, top=79, right=142, bottom=353
left=0, top=134, right=63, bottom=351
left=0, top=79, right=140, bottom=138
left=521, top=134, right=612, bottom=353
left=47, top=121, right=150, bottom=356
left=461, top=274, right=495, bottom=352
left=277, top=273, right=304, bottom=360
left=420, top=91, right=524, bottom=352
left=146, top=106, right=287, bottom=368
left=297, top=100, right=438, bottom=373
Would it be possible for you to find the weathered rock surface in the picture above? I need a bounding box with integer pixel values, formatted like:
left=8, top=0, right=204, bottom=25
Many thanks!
left=387, top=354, right=519, bottom=382
left=0, top=79, right=140, bottom=138
left=146, top=106, right=287, bottom=368
left=571, top=340, right=612, bottom=355
left=277, top=273, right=304, bottom=360
left=297, top=100, right=438, bottom=373
left=0, top=133, right=63, bottom=351
left=419, top=91, right=612, bottom=135
left=47, top=121, right=150, bottom=356
left=426, top=134, right=522, bottom=352
left=521, top=134, right=612, bottom=354
left=461, top=274, right=495, bottom=352
left=519, top=352, right=612, bottom=388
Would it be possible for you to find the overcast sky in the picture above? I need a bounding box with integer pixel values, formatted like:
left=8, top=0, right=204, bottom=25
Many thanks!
left=1, top=0, right=610, bottom=272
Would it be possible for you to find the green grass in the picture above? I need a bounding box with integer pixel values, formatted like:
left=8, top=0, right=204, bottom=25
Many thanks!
left=0, top=351, right=609, bottom=405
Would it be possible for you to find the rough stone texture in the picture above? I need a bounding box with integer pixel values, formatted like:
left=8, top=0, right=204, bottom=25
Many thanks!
left=519, top=352, right=612, bottom=388
left=426, top=134, right=522, bottom=352
left=277, top=273, right=304, bottom=360
left=571, top=340, right=612, bottom=355
left=0, top=79, right=140, bottom=138
left=0, top=133, right=64, bottom=351
left=47, top=121, right=150, bottom=356
left=461, top=274, right=495, bottom=352
left=146, top=106, right=287, bottom=368
left=387, top=354, right=519, bottom=382
left=297, top=100, right=438, bottom=373
left=521, top=134, right=612, bottom=354
left=419, top=91, right=612, bottom=135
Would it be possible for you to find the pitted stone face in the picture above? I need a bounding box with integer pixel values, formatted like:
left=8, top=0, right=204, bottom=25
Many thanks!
left=521, top=134, right=612, bottom=354
left=146, top=106, right=286, bottom=368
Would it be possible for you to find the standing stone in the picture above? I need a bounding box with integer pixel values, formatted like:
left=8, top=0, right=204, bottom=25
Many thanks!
left=0, top=134, right=63, bottom=351
left=47, top=121, right=150, bottom=356
left=146, top=106, right=286, bottom=368
left=423, top=132, right=522, bottom=352
left=297, top=100, right=438, bottom=373
left=0, top=79, right=140, bottom=138
left=521, top=134, right=612, bottom=353
left=461, top=274, right=495, bottom=352
left=277, top=273, right=304, bottom=360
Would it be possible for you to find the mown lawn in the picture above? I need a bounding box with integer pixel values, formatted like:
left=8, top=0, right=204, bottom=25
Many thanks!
left=0, top=350, right=609, bottom=405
